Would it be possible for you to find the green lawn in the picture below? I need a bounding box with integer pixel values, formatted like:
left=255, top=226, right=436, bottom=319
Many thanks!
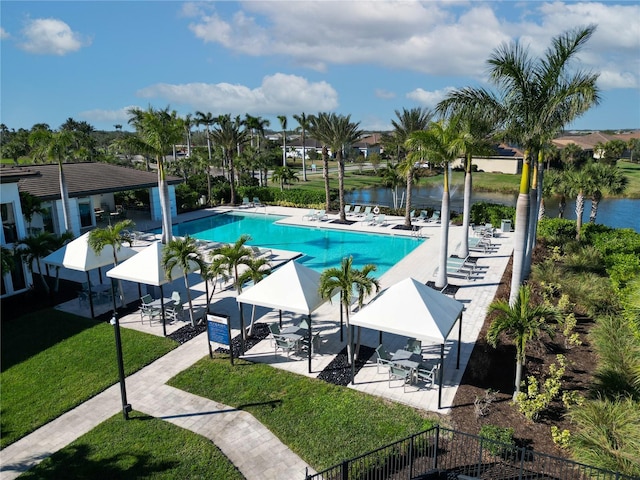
left=169, top=357, right=436, bottom=471
left=0, top=309, right=177, bottom=448
left=19, top=410, right=244, bottom=480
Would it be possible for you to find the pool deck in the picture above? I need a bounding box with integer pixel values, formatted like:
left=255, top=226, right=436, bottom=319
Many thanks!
left=53, top=204, right=513, bottom=413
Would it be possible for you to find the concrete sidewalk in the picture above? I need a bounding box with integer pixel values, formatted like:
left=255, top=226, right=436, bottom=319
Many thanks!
left=0, top=331, right=314, bottom=480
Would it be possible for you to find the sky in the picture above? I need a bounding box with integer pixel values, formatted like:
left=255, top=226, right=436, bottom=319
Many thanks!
left=1, top=1, right=639, bottom=133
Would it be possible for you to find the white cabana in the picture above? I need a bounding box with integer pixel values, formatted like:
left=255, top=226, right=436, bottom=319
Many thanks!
left=43, top=232, right=137, bottom=318
left=350, top=277, right=464, bottom=408
left=107, top=241, right=202, bottom=335
left=236, top=260, right=325, bottom=372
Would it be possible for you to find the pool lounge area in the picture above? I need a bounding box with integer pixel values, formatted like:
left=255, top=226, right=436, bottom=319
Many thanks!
left=52, top=204, right=514, bottom=414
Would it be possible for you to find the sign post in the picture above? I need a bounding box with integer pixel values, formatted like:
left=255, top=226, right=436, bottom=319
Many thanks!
left=207, top=313, right=233, bottom=365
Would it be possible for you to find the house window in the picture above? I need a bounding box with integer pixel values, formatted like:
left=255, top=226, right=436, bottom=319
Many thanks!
left=79, top=201, right=92, bottom=228
left=1, top=202, right=18, bottom=244
left=41, top=203, right=55, bottom=233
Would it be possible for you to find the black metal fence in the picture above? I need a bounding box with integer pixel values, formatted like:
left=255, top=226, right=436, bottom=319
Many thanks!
left=305, top=426, right=635, bottom=480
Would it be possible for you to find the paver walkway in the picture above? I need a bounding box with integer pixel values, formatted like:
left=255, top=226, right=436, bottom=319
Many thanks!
left=0, top=331, right=314, bottom=480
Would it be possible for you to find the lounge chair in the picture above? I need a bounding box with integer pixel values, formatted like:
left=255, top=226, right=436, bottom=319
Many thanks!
left=363, top=213, right=375, bottom=225
left=241, top=197, right=253, bottom=208
left=417, top=210, right=429, bottom=222
left=427, top=210, right=440, bottom=223
left=303, top=209, right=318, bottom=221
left=468, top=236, right=491, bottom=253
left=375, top=344, right=393, bottom=373
left=252, top=197, right=264, bottom=207
left=314, top=209, right=328, bottom=221
left=350, top=205, right=362, bottom=217
left=360, top=206, right=372, bottom=218
left=344, top=205, right=352, bottom=215
left=250, top=245, right=273, bottom=258
left=372, top=214, right=388, bottom=226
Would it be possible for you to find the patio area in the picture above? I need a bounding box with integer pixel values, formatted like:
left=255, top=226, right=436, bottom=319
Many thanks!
left=52, top=205, right=514, bottom=413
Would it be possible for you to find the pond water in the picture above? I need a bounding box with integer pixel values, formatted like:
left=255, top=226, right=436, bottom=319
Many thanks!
left=345, top=186, right=639, bottom=232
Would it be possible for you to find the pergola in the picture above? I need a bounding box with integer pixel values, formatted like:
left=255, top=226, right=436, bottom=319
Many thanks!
left=349, top=277, right=464, bottom=409
left=236, top=260, right=326, bottom=373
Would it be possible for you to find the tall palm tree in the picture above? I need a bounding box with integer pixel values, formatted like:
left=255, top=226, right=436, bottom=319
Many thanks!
left=19, top=191, right=46, bottom=234
left=28, top=129, right=75, bottom=232
left=183, top=113, right=194, bottom=157
left=195, top=111, right=217, bottom=205
left=88, top=219, right=135, bottom=308
left=313, top=113, right=362, bottom=221
left=318, top=256, right=379, bottom=365
left=293, top=112, right=312, bottom=181
left=587, top=162, right=628, bottom=223
left=379, top=162, right=406, bottom=209
left=389, top=108, right=433, bottom=227
left=308, top=113, right=333, bottom=212
left=277, top=115, right=287, bottom=167
left=487, top=285, right=558, bottom=401
left=209, top=114, right=247, bottom=205
left=407, top=118, right=466, bottom=289
left=1, top=245, right=16, bottom=278
left=238, top=256, right=271, bottom=336
left=128, top=106, right=184, bottom=244
left=162, top=235, right=207, bottom=327
left=564, top=166, right=596, bottom=239
left=438, top=26, right=600, bottom=304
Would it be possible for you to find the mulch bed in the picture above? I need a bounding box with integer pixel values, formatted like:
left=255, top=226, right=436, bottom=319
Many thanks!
left=448, top=249, right=598, bottom=459
left=425, top=281, right=460, bottom=297
left=330, top=219, right=356, bottom=225
left=317, top=345, right=376, bottom=386
left=392, top=224, right=415, bottom=231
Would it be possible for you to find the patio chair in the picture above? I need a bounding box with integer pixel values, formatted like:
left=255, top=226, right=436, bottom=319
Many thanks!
left=166, top=291, right=183, bottom=323
left=250, top=246, right=273, bottom=258
left=314, top=209, right=328, bottom=221
left=303, top=209, right=318, bottom=221
left=140, top=294, right=161, bottom=325
left=344, top=204, right=352, bottom=215
left=350, top=205, right=362, bottom=217
left=405, top=338, right=422, bottom=354
left=389, top=364, right=412, bottom=391
left=375, top=344, right=393, bottom=374
left=427, top=210, right=440, bottom=223
left=274, top=335, right=299, bottom=357
left=360, top=206, right=372, bottom=218
left=241, top=197, right=253, bottom=208
left=417, top=210, right=429, bottom=222
left=363, top=213, right=375, bottom=225
left=252, top=197, right=264, bottom=207
left=268, top=323, right=281, bottom=336
left=372, top=214, right=388, bottom=226
left=416, top=364, right=439, bottom=389
left=300, top=331, right=320, bottom=355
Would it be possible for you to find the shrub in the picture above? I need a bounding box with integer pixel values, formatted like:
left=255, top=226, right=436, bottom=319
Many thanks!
left=470, top=202, right=515, bottom=227
left=516, top=355, right=567, bottom=422
left=537, top=218, right=576, bottom=247
left=479, top=424, right=515, bottom=456
left=474, top=389, right=497, bottom=418
left=551, top=426, right=571, bottom=449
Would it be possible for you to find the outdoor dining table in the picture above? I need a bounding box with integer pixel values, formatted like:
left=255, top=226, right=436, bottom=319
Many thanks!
left=278, top=326, right=306, bottom=348
left=149, top=298, right=174, bottom=309
left=391, top=349, right=423, bottom=382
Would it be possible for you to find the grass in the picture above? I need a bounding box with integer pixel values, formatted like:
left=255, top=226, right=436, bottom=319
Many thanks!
left=169, top=357, right=436, bottom=471
left=19, top=410, right=244, bottom=479
left=0, top=309, right=177, bottom=449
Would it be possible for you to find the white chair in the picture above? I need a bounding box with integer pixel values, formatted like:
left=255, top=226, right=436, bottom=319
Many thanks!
left=166, top=291, right=183, bottom=323
left=140, top=294, right=161, bottom=325
left=416, top=364, right=439, bottom=389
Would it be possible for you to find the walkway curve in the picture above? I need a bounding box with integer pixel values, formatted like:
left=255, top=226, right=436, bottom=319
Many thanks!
left=0, top=331, right=313, bottom=480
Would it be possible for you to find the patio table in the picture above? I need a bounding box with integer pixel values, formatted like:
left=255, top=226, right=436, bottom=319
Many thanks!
left=391, top=349, right=423, bottom=382
left=281, top=326, right=305, bottom=335
left=149, top=298, right=174, bottom=309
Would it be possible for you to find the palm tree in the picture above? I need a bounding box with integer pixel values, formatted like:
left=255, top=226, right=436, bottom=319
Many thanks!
left=183, top=113, right=194, bottom=158
left=564, top=166, right=596, bottom=239
left=587, top=162, right=628, bottom=223
left=209, top=114, right=247, bottom=205
left=308, top=113, right=333, bottom=212
left=378, top=162, right=406, bottom=209
left=1, top=245, right=16, bottom=278
left=88, top=219, right=135, bottom=308
left=293, top=112, right=311, bottom=181
left=325, top=113, right=362, bottom=222
left=19, top=191, right=46, bottom=234
left=389, top=108, right=433, bottom=227
left=438, top=26, right=600, bottom=304
left=238, top=256, right=271, bottom=336
left=28, top=129, right=75, bottom=232
left=195, top=111, right=217, bottom=205
left=487, top=285, right=558, bottom=401
left=209, top=234, right=254, bottom=340
left=560, top=142, right=584, bottom=168
left=17, top=231, right=57, bottom=294
left=407, top=118, right=466, bottom=289
left=162, top=235, right=207, bottom=327
left=277, top=115, right=287, bottom=167
left=318, top=256, right=380, bottom=365
left=271, top=166, right=299, bottom=190
left=128, top=106, right=184, bottom=244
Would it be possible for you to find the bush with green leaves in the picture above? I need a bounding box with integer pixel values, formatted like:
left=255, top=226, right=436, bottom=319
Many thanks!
left=479, top=424, right=515, bottom=456
left=537, top=218, right=576, bottom=247
left=272, top=188, right=327, bottom=207
left=516, top=355, right=567, bottom=422
left=470, top=202, right=515, bottom=227
left=551, top=426, right=571, bottom=449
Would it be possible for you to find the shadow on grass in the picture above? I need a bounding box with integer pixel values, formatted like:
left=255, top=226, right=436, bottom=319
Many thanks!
left=16, top=444, right=177, bottom=479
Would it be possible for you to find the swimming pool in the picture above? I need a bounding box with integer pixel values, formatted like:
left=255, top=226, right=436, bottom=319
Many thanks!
left=167, top=212, right=424, bottom=275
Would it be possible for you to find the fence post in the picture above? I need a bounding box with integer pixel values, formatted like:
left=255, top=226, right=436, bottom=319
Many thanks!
left=518, top=445, right=525, bottom=480
left=433, top=425, right=440, bottom=470
left=342, top=460, right=349, bottom=480
left=408, top=436, right=415, bottom=479
left=477, top=437, right=483, bottom=477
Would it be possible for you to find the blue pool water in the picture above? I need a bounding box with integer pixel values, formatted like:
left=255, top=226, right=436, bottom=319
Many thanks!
left=166, top=212, right=424, bottom=275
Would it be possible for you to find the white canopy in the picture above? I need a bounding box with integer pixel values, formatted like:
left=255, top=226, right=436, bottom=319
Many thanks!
left=350, top=277, right=463, bottom=342
left=43, top=231, right=137, bottom=271
left=236, top=260, right=325, bottom=315
left=107, top=241, right=200, bottom=286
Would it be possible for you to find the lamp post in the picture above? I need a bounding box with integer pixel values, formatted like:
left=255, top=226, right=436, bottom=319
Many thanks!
left=111, top=313, right=132, bottom=420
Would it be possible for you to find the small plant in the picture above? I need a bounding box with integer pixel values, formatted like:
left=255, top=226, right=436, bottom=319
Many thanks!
left=516, top=355, right=567, bottom=421
left=562, top=390, right=584, bottom=409
left=479, top=424, right=515, bottom=456
left=551, top=426, right=571, bottom=449
left=473, top=389, right=497, bottom=418
left=559, top=312, right=582, bottom=348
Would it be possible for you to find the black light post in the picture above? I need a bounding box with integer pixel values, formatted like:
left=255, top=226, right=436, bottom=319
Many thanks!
left=111, top=313, right=132, bottom=420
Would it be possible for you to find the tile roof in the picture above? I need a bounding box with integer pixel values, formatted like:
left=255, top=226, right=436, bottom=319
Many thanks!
left=12, top=162, right=181, bottom=200
left=0, top=165, right=41, bottom=184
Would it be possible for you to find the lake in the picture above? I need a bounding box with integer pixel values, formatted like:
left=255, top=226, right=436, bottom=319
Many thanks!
left=345, top=186, right=639, bottom=232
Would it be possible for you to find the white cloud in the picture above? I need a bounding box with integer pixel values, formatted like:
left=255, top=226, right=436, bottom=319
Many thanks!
left=136, top=73, right=339, bottom=116
left=406, top=87, right=456, bottom=109
left=0, top=27, right=9, bottom=40
left=185, top=1, right=638, bottom=90
left=598, top=70, right=638, bottom=90
left=18, top=18, right=89, bottom=55
left=78, top=106, right=140, bottom=124
left=375, top=89, right=396, bottom=100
